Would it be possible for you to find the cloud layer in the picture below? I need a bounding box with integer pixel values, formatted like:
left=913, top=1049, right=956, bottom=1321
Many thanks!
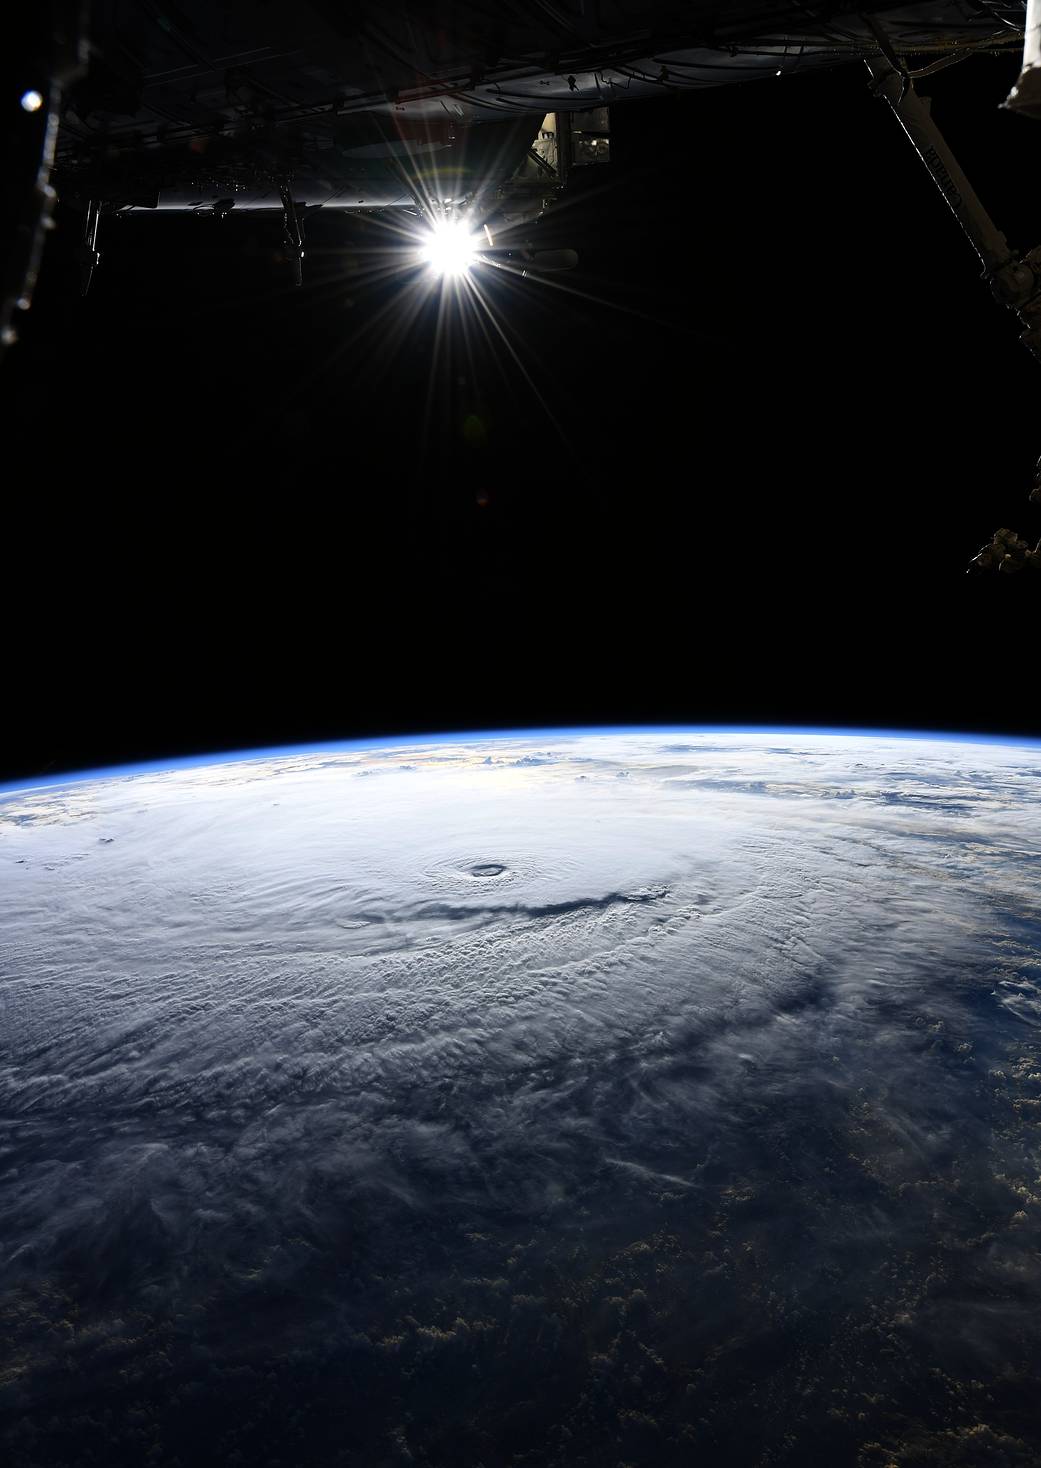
left=2, top=733, right=1040, bottom=1466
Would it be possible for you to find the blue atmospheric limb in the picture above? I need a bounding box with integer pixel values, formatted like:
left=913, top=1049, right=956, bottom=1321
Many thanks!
left=1, top=725, right=1039, bottom=798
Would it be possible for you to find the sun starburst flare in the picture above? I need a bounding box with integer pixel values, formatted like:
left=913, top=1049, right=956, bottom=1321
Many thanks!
left=419, top=219, right=481, bottom=276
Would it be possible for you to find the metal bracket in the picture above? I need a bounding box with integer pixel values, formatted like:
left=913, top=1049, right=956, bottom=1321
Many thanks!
left=279, top=185, right=306, bottom=287
left=78, top=198, right=101, bottom=296
left=1005, top=0, right=1041, bottom=117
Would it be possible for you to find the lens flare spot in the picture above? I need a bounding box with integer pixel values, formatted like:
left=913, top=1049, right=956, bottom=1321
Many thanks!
left=421, top=221, right=478, bottom=276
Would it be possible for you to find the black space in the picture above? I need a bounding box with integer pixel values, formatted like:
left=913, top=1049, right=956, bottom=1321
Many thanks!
left=4, top=52, right=1039, bottom=784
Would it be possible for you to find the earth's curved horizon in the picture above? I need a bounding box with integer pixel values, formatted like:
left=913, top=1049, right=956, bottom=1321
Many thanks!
left=5, top=723, right=1041, bottom=797
left=2, top=728, right=1040, bottom=1466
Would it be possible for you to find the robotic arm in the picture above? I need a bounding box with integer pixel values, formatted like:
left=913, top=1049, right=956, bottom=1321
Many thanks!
left=864, top=47, right=1041, bottom=576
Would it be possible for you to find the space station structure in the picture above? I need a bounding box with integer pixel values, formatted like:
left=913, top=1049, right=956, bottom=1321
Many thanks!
left=10, top=2, right=1033, bottom=215
left=4, top=0, right=1040, bottom=563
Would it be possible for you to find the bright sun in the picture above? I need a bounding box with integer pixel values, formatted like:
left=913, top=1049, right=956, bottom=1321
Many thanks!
left=420, top=219, right=479, bottom=276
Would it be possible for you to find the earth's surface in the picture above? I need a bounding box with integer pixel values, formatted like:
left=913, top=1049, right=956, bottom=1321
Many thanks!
left=2, top=729, right=1041, bottom=1467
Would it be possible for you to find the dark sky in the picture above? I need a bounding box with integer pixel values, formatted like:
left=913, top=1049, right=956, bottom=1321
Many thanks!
left=4, top=50, right=1039, bottom=784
